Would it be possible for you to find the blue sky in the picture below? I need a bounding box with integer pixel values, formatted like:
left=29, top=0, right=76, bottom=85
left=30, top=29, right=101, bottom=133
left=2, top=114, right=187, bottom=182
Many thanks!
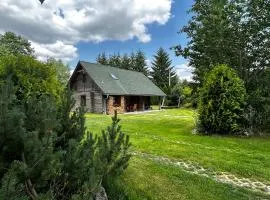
left=72, top=0, right=194, bottom=78
left=0, top=0, right=194, bottom=80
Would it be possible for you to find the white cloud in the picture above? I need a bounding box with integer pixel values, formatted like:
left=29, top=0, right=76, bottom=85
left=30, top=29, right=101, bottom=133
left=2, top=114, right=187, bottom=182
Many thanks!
left=0, top=0, right=172, bottom=61
left=31, top=41, right=78, bottom=62
left=145, top=59, right=153, bottom=71
left=175, top=63, right=194, bottom=82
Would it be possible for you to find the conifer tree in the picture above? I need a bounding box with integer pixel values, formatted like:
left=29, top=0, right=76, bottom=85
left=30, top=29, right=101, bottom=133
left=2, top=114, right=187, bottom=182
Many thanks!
left=121, top=54, right=131, bottom=70
left=97, top=110, right=131, bottom=182
left=0, top=78, right=132, bottom=199
left=134, top=50, right=149, bottom=76
left=96, top=52, right=108, bottom=65
left=151, top=47, right=177, bottom=93
left=129, top=52, right=136, bottom=71
left=198, top=65, right=246, bottom=135
left=108, top=53, right=121, bottom=68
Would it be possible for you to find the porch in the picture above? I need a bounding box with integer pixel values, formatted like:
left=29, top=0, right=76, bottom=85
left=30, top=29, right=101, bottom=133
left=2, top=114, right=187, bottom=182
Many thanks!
left=106, top=95, right=153, bottom=115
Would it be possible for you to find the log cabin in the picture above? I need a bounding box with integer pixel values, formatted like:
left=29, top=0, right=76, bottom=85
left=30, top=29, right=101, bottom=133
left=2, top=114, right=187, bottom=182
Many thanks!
left=69, top=61, right=166, bottom=114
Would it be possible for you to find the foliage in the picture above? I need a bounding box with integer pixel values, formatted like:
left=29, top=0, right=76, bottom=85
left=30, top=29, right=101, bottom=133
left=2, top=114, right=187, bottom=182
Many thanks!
left=174, top=0, right=270, bottom=132
left=46, top=58, right=70, bottom=86
left=244, top=68, right=270, bottom=133
left=0, top=32, right=34, bottom=57
left=151, top=47, right=177, bottom=91
left=0, top=78, right=131, bottom=199
left=0, top=162, right=29, bottom=200
left=171, top=80, right=193, bottom=107
left=108, top=53, right=122, bottom=68
left=0, top=78, right=25, bottom=178
left=96, top=50, right=149, bottom=75
left=96, top=52, right=108, bottom=65
left=97, top=111, right=131, bottom=182
left=0, top=55, right=62, bottom=103
left=133, top=50, right=149, bottom=76
left=150, top=47, right=179, bottom=106
left=0, top=79, right=59, bottom=199
left=0, top=32, right=131, bottom=199
left=198, top=65, right=246, bottom=134
left=121, top=54, right=131, bottom=70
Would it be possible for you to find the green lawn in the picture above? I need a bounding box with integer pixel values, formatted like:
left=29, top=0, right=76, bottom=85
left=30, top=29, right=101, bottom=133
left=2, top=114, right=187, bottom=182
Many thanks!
left=85, top=108, right=270, bottom=199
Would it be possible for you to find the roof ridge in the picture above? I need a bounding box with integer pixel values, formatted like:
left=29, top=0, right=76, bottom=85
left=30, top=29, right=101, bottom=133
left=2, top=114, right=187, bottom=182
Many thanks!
left=79, top=60, right=145, bottom=75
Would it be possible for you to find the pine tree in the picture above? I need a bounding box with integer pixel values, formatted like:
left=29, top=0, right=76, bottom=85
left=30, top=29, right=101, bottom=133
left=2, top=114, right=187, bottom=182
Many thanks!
left=151, top=48, right=177, bottom=93
left=96, top=110, right=131, bottom=183
left=114, top=53, right=122, bottom=67
left=121, top=54, right=131, bottom=70
left=0, top=78, right=132, bottom=199
left=0, top=78, right=25, bottom=178
left=133, top=50, right=149, bottom=76
left=96, top=52, right=108, bottom=65
left=129, top=52, right=136, bottom=71
left=108, top=53, right=121, bottom=67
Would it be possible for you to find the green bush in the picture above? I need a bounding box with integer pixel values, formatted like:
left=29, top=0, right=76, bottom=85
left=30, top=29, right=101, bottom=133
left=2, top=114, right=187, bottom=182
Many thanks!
left=0, top=55, right=62, bottom=103
left=198, top=65, right=246, bottom=135
left=0, top=78, right=131, bottom=199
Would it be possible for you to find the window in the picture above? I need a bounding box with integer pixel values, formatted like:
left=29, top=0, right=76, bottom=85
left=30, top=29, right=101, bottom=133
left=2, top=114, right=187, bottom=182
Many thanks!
left=113, top=96, right=121, bottom=106
left=110, top=73, right=119, bottom=80
left=81, top=95, right=86, bottom=107
left=82, top=73, right=86, bottom=83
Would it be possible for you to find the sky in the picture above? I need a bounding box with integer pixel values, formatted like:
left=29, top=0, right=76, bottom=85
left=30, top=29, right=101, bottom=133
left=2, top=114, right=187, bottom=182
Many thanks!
left=0, top=0, right=194, bottom=81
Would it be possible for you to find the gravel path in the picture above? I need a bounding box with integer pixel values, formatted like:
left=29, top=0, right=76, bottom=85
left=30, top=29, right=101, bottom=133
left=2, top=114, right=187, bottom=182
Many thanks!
left=132, top=151, right=270, bottom=195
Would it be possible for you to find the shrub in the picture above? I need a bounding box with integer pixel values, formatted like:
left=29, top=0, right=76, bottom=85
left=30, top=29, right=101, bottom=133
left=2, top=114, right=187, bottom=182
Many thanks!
left=0, top=78, right=131, bottom=199
left=198, top=65, right=246, bottom=134
left=0, top=55, right=62, bottom=103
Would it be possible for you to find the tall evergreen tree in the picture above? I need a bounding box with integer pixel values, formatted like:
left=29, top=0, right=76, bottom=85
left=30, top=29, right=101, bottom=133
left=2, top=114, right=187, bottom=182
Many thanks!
left=95, top=51, right=149, bottom=76
left=121, top=54, right=131, bottom=70
left=129, top=52, right=136, bottom=71
left=151, top=48, right=177, bottom=93
left=134, top=50, right=149, bottom=76
left=108, top=53, right=121, bottom=68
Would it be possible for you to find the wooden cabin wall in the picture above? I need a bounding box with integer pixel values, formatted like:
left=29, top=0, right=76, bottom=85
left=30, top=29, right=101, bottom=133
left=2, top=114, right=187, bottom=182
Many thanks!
left=70, top=68, right=103, bottom=113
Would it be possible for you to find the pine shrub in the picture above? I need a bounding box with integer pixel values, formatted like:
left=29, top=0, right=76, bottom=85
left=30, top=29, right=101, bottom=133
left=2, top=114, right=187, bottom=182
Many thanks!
left=0, top=78, right=131, bottom=199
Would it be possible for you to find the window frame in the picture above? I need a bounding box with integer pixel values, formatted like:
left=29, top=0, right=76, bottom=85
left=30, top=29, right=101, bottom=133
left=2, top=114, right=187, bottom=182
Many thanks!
left=80, top=95, right=86, bottom=107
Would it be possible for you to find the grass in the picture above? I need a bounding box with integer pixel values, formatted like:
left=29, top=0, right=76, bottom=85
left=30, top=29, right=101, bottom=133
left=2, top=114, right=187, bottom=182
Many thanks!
left=85, top=108, right=270, bottom=199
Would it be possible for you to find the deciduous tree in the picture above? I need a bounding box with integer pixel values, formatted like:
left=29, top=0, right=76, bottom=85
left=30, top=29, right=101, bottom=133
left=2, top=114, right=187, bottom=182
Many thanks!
left=0, top=32, right=34, bottom=57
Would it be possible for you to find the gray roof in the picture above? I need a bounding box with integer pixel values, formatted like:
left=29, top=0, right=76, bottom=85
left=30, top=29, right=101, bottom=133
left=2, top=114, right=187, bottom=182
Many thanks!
left=78, top=61, right=166, bottom=96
